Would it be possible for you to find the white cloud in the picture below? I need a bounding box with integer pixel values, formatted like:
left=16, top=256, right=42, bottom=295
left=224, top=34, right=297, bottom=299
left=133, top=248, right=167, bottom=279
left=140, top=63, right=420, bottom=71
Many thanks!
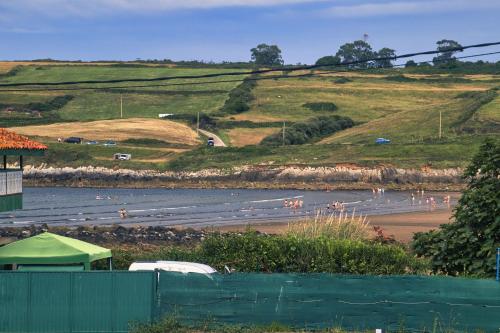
left=0, top=0, right=327, bottom=17
left=323, top=0, right=500, bottom=17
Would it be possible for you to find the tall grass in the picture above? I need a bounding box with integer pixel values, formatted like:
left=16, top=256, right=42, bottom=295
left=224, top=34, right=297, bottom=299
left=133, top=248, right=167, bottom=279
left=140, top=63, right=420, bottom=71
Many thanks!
left=287, top=211, right=370, bottom=241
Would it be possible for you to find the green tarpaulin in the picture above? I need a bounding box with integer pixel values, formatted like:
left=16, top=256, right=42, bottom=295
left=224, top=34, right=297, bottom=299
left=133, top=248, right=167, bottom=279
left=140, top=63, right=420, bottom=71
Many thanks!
left=0, top=232, right=111, bottom=270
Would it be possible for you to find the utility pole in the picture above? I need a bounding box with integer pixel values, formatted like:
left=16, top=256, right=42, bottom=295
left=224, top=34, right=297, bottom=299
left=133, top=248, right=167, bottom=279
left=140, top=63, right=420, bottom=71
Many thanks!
left=197, top=112, right=200, bottom=133
left=120, top=95, right=123, bottom=119
left=282, top=121, right=286, bottom=146
left=439, top=110, right=442, bottom=139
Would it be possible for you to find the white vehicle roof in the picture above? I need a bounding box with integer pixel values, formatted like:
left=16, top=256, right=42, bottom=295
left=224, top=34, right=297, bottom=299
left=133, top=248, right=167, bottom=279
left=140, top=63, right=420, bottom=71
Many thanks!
left=128, top=261, right=217, bottom=274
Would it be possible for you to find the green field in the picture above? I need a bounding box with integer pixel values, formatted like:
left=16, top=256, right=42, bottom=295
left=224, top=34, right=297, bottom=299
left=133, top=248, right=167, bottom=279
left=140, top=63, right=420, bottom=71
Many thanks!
left=1, top=62, right=499, bottom=171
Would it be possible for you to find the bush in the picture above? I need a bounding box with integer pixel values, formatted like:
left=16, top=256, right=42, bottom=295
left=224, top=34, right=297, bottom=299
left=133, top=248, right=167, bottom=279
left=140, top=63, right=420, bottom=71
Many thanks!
left=302, top=102, right=338, bottom=112
left=334, top=77, right=352, bottom=84
left=260, top=116, right=354, bottom=146
left=413, top=139, right=500, bottom=277
left=200, top=233, right=426, bottom=274
left=108, top=232, right=428, bottom=275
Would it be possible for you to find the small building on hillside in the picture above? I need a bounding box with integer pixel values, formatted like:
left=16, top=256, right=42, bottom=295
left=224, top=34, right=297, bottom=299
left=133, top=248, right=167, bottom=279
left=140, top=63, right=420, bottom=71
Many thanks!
left=0, top=128, right=47, bottom=212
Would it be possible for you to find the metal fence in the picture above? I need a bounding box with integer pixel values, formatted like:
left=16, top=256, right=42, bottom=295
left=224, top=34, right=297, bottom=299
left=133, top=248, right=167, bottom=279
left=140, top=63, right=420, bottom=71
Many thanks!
left=1, top=271, right=499, bottom=332
left=0, top=272, right=155, bottom=333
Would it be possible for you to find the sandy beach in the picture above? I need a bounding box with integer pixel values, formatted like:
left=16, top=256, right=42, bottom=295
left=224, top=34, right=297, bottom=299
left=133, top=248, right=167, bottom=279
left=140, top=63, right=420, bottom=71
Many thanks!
left=216, top=208, right=454, bottom=243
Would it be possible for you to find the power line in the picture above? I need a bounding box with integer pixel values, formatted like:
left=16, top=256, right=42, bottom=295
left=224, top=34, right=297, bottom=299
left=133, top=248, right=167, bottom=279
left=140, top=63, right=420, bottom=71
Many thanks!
left=0, top=50, right=499, bottom=93
left=0, top=41, right=499, bottom=88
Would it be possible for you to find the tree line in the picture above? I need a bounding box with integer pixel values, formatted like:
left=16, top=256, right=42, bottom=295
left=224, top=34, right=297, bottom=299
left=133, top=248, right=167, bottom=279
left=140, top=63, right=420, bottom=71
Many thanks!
left=250, top=39, right=497, bottom=70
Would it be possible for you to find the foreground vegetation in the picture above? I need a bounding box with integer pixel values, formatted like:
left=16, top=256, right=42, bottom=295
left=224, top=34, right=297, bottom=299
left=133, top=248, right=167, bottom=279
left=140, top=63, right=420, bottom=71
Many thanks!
left=413, top=139, right=500, bottom=277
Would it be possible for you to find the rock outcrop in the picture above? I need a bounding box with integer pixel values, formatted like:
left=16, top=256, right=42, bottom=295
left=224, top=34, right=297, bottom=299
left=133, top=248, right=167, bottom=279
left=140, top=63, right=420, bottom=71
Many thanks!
left=23, top=165, right=464, bottom=189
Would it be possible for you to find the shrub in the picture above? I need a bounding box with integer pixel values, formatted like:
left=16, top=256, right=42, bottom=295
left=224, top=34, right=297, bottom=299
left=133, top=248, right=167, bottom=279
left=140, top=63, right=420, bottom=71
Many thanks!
left=302, top=102, right=338, bottom=112
left=413, top=139, right=500, bottom=277
left=334, top=77, right=352, bottom=84
left=107, top=232, right=428, bottom=275
left=200, top=232, right=427, bottom=274
left=260, top=115, right=354, bottom=146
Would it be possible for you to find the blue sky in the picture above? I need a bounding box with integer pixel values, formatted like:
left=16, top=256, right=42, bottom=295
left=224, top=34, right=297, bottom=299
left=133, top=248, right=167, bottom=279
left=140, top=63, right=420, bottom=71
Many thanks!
left=0, top=0, right=499, bottom=64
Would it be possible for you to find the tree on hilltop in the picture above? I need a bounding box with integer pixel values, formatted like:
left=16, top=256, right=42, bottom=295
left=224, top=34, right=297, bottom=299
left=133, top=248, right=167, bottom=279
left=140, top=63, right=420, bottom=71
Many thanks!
left=315, top=55, right=341, bottom=68
left=335, top=40, right=375, bottom=68
left=432, top=39, right=463, bottom=66
left=250, top=44, right=284, bottom=66
left=374, top=47, right=396, bottom=68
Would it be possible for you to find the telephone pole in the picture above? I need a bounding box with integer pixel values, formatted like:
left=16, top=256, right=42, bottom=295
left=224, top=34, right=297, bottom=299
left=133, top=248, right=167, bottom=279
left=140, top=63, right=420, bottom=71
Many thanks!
left=120, top=95, right=123, bottom=119
left=439, top=110, right=442, bottom=139
left=282, top=121, right=286, bottom=146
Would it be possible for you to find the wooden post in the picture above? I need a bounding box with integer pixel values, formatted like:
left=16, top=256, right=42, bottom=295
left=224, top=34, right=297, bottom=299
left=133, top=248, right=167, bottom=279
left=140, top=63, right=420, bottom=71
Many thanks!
left=439, top=110, right=442, bottom=139
left=19, top=155, right=23, bottom=170
left=282, top=122, right=286, bottom=146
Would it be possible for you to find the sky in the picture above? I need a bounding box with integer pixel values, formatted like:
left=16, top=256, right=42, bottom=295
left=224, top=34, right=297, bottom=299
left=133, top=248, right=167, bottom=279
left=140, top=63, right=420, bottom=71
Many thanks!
left=0, top=0, right=499, bottom=64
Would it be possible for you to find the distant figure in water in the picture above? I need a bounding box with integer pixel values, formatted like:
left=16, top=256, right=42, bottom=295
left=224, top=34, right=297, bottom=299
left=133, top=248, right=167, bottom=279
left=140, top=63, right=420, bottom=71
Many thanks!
left=119, top=208, right=128, bottom=219
left=284, top=199, right=288, bottom=208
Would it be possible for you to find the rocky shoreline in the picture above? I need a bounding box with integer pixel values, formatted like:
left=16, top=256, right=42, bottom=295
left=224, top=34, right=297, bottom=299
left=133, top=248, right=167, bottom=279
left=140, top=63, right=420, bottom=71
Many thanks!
left=0, top=225, right=207, bottom=246
left=22, top=165, right=465, bottom=191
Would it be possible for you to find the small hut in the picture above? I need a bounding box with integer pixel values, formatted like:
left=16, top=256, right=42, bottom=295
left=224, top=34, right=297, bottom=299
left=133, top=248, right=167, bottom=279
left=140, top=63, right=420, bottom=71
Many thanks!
left=0, top=232, right=112, bottom=271
left=0, top=128, right=47, bottom=212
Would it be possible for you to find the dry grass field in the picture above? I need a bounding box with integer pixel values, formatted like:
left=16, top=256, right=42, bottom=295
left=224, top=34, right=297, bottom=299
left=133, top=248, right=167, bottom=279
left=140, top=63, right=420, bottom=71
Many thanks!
left=11, top=118, right=200, bottom=145
left=227, top=128, right=280, bottom=146
left=0, top=61, right=176, bottom=73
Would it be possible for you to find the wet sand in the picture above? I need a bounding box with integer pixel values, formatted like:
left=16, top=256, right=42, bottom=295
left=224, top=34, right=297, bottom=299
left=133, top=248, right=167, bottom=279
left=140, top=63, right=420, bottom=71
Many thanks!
left=216, top=208, right=454, bottom=243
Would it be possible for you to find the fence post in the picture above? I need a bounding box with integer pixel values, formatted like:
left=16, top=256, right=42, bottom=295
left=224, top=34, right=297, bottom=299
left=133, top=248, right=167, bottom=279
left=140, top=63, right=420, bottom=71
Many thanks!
left=496, top=248, right=500, bottom=282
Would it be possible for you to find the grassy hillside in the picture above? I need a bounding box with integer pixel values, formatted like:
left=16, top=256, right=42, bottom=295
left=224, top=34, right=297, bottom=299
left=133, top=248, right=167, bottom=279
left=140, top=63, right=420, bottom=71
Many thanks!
left=1, top=62, right=499, bottom=171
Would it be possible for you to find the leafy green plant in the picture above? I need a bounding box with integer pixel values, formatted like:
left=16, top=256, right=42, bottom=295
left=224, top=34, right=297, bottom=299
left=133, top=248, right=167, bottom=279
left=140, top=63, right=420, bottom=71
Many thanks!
left=413, top=139, right=500, bottom=276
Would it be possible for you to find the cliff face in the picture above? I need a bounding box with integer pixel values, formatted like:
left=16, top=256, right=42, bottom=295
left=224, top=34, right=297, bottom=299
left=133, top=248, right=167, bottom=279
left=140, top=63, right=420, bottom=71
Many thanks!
left=22, top=165, right=464, bottom=189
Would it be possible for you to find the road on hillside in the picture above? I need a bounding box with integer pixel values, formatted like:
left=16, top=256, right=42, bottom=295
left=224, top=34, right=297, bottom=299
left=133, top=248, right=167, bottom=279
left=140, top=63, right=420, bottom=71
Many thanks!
left=198, top=129, right=226, bottom=147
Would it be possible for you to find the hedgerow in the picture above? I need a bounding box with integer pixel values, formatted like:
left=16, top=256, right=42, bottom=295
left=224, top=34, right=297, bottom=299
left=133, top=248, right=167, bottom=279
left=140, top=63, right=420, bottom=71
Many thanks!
left=219, top=76, right=257, bottom=115
left=302, top=102, right=338, bottom=112
left=260, top=115, right=354, bottom=146
left=106, top=232, right=428, bottom=275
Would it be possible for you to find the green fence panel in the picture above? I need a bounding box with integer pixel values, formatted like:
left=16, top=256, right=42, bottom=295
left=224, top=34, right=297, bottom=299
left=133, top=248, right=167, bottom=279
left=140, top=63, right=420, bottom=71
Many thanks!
left=113, top=272, right=156, bottom=332
left=158, top=273, right=500, bottom=332
left=0, top=272, right=154, bottom=333
left=29, top=272, right=72, bottom=333
left=0, top=273, right=29, bottom=332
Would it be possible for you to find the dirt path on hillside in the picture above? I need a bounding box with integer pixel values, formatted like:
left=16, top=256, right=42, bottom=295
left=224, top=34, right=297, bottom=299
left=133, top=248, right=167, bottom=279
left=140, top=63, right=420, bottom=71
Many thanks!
left=198, top=129, right=226, bottom=147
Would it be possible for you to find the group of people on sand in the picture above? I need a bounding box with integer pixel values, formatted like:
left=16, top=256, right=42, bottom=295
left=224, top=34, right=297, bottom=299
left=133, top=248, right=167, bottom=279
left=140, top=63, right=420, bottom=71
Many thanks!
left=284, top=199, right=303, bottom=210
left=326, top=201, right=346, bottom=212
